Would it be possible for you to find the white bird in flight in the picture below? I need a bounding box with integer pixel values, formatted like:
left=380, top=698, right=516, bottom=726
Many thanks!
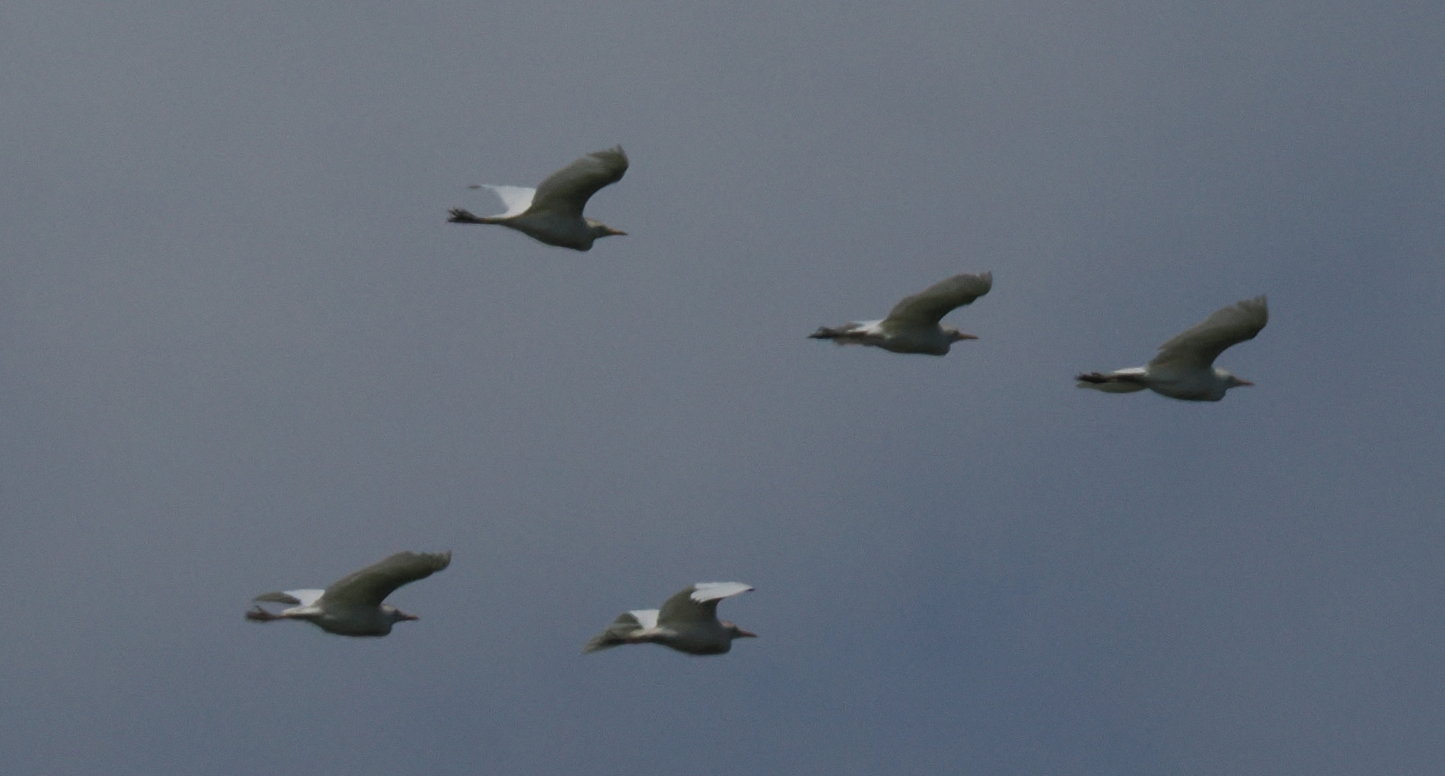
left=245, top=551, right=451, bottom=637
left=809, top=272, right=993, bottom=355
left=448, top=146, right=628, bottom=251
left=584, top=582, right=756, bottom=656
left=1076, top=295, right=1268, bottom=402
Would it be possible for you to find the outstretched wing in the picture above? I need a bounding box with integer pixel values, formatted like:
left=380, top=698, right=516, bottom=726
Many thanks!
left=883, top=272, right=992, bottom=327
left=582, top=609, right=659, bottom=653
left=657, top=582, right=753, bottom=628
left=1148, top=296, right=1268, bottom=370
left=528, top=146, right=629, bottom=219
left=479, top=185, right=536, bottom=218
left=253, top=588, right=325, bottom=607
left=319, top=551, right=452, bottom=607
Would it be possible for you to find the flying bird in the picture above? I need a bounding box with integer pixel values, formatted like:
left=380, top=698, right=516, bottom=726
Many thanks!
left=584, top=582, right=756, bottom=656
left=809, top=272, right=993, bottom=355
left=1076, top=295, right=1268, bottom=402
left=447, top=146, right=628, bottom=251
left=245, top=551, right=451, bottom=637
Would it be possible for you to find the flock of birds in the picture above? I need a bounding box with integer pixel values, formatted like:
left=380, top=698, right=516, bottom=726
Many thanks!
left=246, top=146, right=1270, bottom=654
left=247, top=551, right=756, bottom=654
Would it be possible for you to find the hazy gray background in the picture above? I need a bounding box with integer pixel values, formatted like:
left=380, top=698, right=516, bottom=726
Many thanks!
left=3, top=2, right=1443, bottom=774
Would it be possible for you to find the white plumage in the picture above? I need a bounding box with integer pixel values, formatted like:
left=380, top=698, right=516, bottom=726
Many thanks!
left=245, top=551, right=451, bottom=637
left=448, top=146, right=629, bottom=251
left=584, top=582, right=756, bottom=656
left=810, top=272, right=993, bottom=355
left=1077, top=296, right=1268, bottom=401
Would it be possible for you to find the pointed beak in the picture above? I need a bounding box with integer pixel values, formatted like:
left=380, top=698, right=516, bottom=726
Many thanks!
left=399, top=612, right=420, bottom=621
left=1237, top=379, right=1254, bottom=387
left=737, top=629, right=758, bottom=639
left=957, top=333, right=978, bottom=341
left=607, top=227, right=628, bottom=236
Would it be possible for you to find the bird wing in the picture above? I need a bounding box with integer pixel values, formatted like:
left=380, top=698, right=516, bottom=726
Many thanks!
left=627, top=609, right=660, bottom=630
left=657, top=582, right=753, bottom=627
left=527, top=146, right=629, bottom=219
left=1148, top=296, right=1268, bottom=370
left=480, top=185, right=536, bottom=218
left=319, top=551, right=452, bottom=607
left=582, top=609, right=659, bottom=653
left=882, top=272, right=993, bottom=327
left=252, top=588, right=326, bottom=607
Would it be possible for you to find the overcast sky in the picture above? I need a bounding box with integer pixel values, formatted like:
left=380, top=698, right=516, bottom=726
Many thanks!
left=3, top=2, right=1444, bottom=774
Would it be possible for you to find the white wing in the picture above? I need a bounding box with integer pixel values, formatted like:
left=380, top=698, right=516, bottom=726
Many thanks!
left=658, top=582, right=753, bottom=627
left=628, top=609, right=660, bottom=630
left=480, top=185, right=536, bottom=218
left=1148, top=296, right=1268, bottom=370
left=883, top=272, right=993, bottom=327
left=253, top=588, right=325, bottom=607
left=582, top=608, right=660, bottom=653
left=690, top=582, right=753, bottom=603
left=528, top=146, right=629, bottom=219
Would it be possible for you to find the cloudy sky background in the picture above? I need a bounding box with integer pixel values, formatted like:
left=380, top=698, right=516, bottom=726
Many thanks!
left=3, top=2, right=1443, bottom=774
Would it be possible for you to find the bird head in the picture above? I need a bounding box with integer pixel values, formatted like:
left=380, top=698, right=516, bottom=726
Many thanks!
left=586, top=219, right=627, bottom=239
left=723, top=621, right=757, bottom=640
left=1219, top=370, right=1254, bottom=389
left=382, top=604, right=420, bottom=623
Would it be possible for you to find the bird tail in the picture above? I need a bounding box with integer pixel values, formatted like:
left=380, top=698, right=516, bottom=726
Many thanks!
left=446, top=208, right=503, bottom=225
left=1075, top=371, right=1147, bottom=393
left=808, top=326, right=866, bottom=345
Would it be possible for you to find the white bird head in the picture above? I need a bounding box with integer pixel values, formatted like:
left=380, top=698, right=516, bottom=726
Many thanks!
left=723, top=621, right=757, bottom=640
left=586, top=219, right=627, bottom=239
left=382, top=604, right=420, bottom=623
left=1218, top=369, right=1254, bottom=389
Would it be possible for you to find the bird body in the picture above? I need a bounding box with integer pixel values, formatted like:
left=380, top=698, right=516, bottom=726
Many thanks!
left=811, top=318, right=962, bottom=356
left=246, top=551, right=451, bottom=637
left=1077, top=296, right=1268, bottom=401
left=811, top=272, right=992, bottom=356
left=448, top=146, right=628, bottom=251
left=584, top=582, right=756, bottom=656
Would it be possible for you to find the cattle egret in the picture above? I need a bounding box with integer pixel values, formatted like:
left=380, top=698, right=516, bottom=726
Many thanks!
left=584, top=582, right=756, bottom=656
left=448, top=146, right=628, bottom=251
left=810, top=272, right=993, bottom=355
left=1076, top=296, right=1268, bottom=401
left=245, top=551, right=451, bottom=637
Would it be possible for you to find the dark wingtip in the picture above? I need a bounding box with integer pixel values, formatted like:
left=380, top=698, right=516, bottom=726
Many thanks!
left=245, top=607, right=277, bottom=623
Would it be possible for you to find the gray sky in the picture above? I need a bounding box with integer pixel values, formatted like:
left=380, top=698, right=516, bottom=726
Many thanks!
left=3, top=2, right=1443, bottom=774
